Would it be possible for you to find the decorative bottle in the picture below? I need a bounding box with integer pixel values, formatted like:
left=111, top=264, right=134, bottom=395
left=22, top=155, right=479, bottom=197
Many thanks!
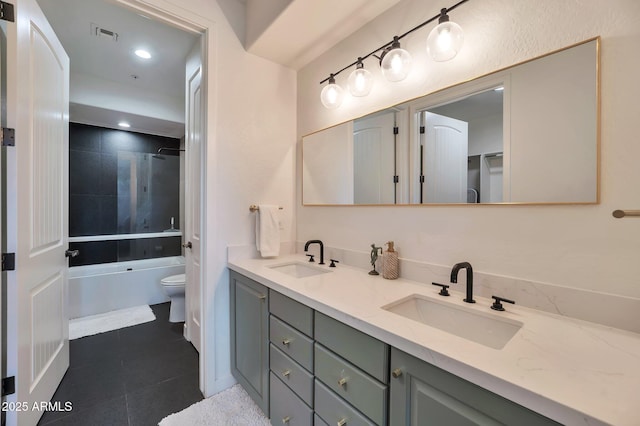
left=382, top=241, right=399, bottom=280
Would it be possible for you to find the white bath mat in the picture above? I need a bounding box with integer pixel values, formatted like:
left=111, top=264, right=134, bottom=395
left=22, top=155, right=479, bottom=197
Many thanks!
left=69, top=305, right=156, bottom=340
left=158, top=384, right=270, bottom=426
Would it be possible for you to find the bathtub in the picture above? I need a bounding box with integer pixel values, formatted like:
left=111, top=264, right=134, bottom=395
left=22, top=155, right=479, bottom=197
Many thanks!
left=68, top=256, right=185, bottom=319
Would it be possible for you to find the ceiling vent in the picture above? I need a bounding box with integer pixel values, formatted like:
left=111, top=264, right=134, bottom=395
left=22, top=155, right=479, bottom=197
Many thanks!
left=90, top=23, right=118, bottom=42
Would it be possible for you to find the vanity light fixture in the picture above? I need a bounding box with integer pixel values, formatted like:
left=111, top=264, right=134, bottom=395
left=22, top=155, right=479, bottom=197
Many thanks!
left=320, top=74, right=345, bottom=109
left=348, top=58, right=374, bottom=96
left=426, top=8, right=465, bottom=62
left=319, top=0, right=469, bottom=108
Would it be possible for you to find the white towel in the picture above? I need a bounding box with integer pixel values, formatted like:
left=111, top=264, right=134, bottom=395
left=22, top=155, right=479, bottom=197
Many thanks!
left=255, top=204, right=280, bottom=257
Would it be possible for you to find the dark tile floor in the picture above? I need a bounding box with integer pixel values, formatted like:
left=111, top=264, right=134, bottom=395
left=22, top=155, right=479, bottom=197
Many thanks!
left=38, top=303, right=203, bottom=426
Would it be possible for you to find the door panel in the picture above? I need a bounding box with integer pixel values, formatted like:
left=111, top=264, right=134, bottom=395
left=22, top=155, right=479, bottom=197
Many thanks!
left=353, top=112, right=396, bottom=204
left=3, top=1, right=70, bottom=425
left=423, top=112, right=468, bottom=203
left=185, top=39, right=203, bottom=353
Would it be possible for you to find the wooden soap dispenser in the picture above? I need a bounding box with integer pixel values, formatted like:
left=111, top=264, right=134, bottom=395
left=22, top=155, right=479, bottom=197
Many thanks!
left=383, top=241, right=399, bottom=280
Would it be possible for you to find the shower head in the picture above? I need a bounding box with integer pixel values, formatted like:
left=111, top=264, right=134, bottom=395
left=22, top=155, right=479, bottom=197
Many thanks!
left=157, top=147, right=185, bottom=154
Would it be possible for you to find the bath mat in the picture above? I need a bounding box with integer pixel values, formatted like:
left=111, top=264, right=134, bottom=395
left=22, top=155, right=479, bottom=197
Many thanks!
left=69, top=305, right=156, bottom=340
left=158, top=384, right=270, bottom=426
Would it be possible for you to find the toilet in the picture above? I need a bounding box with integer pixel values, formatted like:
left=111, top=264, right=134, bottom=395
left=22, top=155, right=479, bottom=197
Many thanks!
left=161, top=274, right=186, bottom=322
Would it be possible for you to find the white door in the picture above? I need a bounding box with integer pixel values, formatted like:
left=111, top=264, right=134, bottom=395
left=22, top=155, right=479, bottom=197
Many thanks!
left=353, top=112, right=396, bottom=204
left=2, top=1, right=70, bottom=425
left=423, top=112, right=468, bottom=203
left=184, top=40, right=203, bottom=354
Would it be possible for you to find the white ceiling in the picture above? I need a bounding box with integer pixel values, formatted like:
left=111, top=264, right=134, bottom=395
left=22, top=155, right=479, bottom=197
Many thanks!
left=245, top=0, right=404, bottom=70
left=36, top=0, right=405, bottom=136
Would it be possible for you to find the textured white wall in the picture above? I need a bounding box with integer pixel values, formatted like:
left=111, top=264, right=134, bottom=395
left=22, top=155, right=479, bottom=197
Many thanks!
left=297, top=0, right=640, bottom=299
left=120, top=0, right=297, bottom=397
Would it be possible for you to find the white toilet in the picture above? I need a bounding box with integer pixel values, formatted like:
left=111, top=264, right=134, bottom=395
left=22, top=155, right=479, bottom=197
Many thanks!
left=161, top=273, right=186, bottom=322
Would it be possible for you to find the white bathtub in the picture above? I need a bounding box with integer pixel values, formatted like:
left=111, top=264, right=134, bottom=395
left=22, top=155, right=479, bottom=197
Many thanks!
left=69, top=256, right=185, bottom=319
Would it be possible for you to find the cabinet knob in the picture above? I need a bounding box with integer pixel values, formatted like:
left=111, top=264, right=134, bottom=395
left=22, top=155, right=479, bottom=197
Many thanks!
left=282, top=370, right=291, bottom=378
left=282, top=416, right=291, bottom=424
left=392, top=368, right=403, bottom=379
left=282, top=338, right=292, bottom=346
left=338, top=377, right=348, bottom=387
left=337, top=419, right=347, bottom=426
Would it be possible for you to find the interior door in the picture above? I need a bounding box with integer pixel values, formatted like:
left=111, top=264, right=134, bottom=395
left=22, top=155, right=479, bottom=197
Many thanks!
left=185, top=39, right=203, bottom=354
left=2, top=1, right=70, bottom=425
left=423, top=111, right=469, bottom=203
left=353, top=111, right=396, bottom=204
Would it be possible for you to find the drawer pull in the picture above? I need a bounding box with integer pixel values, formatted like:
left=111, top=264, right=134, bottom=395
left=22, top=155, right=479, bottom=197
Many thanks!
left=282, top=416, right=291, bottom=424
left=338, top=377, right=348, bottom=387
left=282, top=370, right=291, bottom=378
left=282, top=338, right=292, bottom=346
left=337, top=419, right=347, bottom=426
left=392, top=368, right=403, bottom=379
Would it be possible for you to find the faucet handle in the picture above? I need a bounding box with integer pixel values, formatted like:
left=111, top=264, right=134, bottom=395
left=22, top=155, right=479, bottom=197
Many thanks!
left=306, top=254, right=315, bottom=263
left=432, top=282, right=450, bottom=296
left=329, top=259, right=339, bottom=267
left=491, top=295, right=515, bottom=311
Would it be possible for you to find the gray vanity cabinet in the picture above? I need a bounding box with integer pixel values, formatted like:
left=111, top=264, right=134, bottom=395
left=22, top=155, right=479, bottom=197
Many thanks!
left=314, top=312, right=390, bottom=425
left=229, top=271, right=270, bottom=415
left=389, top=348, right=561, bottom=426
left=269, top=291, right=315, bottom=426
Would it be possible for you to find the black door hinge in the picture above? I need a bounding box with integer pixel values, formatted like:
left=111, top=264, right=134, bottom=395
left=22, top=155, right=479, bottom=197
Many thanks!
left=420, top=126, right=425, bottom=134
left=420, top=175, right=425, bottom=183
left=2, top=253, right=15, bottom=271
left=1, top=377, right=15, bottom=397
left=1, top=128, right=15, bottom=147
left=393, top=126, right=399, bottom=135
left=0, top=1, right=14, bottom=22
left=393, top=175, right=399, bottom=183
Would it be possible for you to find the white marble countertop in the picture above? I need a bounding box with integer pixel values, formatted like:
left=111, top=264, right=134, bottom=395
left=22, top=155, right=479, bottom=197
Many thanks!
left=228, top=254, right=640, bottom=426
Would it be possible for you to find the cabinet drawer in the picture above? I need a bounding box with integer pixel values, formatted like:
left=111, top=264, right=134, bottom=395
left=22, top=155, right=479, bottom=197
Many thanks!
left=270, top=290, right=314, bottom=337
left=270, top=344, right=313, bottom=406
left=314, top=379, right=376, bottom=426
left=270, top=315, right=314, bottom=371
left=270, top=372, right=313, bottom=426
left=315, top=343, right=387, bottom=425
left=315, top=312, right=389, bottom=383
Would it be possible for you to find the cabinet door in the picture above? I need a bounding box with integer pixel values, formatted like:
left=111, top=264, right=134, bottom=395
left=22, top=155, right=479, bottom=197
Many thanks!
left=230, top=271, right=269, bottom=415
left=389, top=348, right=560, bottom=426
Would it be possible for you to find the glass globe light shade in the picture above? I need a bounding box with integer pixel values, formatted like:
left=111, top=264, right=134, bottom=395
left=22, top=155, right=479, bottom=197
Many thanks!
left=320, top=77, right=344, bottom=109
left=348, top=65, right=373, bottom=97
left=427, top=20, right=464, bottom=62
left=380, top=46, right=412, bottom=82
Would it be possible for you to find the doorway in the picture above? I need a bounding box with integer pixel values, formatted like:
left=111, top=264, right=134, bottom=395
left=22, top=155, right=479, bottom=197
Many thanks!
left=38, top=0, right=205, bottom=401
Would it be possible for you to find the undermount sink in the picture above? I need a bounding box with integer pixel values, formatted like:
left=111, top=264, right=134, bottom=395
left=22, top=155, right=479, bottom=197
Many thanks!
left=268, top=262, right=331, bottom=278
left=382, top=294, right=522, bottom=349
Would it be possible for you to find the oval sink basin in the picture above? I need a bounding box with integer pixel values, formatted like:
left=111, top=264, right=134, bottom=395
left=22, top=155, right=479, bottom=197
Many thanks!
left=269, top=262, right=331, bottom=278
left=382, top=294, right=522, bottom=349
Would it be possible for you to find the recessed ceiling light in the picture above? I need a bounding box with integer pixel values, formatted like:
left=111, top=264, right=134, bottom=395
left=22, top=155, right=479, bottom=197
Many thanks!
left=135, top=49, right=151, bottom=59
left=118, top=122, right=131, bottom=128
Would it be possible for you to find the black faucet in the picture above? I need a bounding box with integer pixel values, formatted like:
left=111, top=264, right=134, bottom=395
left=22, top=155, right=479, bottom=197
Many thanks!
left=304, top=240, right=324, bottom=265
left=450, top=262, right=475, bottom=303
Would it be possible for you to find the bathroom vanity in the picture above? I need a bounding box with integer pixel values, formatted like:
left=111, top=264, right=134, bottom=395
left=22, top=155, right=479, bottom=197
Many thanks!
left=228, top=255, right=640, bottom=425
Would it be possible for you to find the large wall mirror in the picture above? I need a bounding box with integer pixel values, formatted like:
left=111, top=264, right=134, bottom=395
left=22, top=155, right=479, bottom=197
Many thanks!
left=302, top=37, right=599, bottom=205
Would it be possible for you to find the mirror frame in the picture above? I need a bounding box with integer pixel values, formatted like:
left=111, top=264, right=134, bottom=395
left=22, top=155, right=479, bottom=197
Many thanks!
left=302, top=37, right=600, bottom=207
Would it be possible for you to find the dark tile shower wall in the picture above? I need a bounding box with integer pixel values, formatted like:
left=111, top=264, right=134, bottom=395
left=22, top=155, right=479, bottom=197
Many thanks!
left=69, top=123, right=182, bottom=266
